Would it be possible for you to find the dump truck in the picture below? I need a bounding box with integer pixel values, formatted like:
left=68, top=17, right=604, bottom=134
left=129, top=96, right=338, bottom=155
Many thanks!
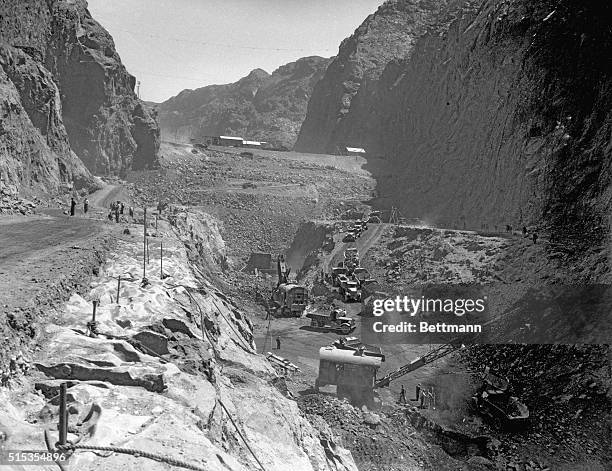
left=331, top=267, right=348, bottom=287
left=343, top=231, right=356, bottom=242
left=471, top=370, right=529, bottom=428
left=353, top=267, right=372, bottom=286
left=306, top=308, right=356, bottom=335
left=339, top=278, right=361, bottom=302
left=344, top=248, right=359, bottom=261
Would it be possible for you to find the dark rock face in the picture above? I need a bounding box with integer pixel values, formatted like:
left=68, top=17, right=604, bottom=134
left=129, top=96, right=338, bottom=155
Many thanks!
left=0, top=0, right=160, bottom=193
left=295, top=0, right=460, bottom=154
left=158, top=56, right=332, bottom=149
left=296, top=0, right=611, bottom=273
left=0, top=44, right=91, bottom=194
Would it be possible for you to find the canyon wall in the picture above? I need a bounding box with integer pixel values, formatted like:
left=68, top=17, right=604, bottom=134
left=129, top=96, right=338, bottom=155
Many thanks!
left=158, top=56, right=332, bottom=149
left=0, top=0, right=160, bottom=194
left=296, top=0, right=611, bottom=272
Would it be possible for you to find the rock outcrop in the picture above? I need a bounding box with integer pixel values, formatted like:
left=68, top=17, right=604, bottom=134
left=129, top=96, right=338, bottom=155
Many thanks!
left=296, top=0, right=611, bottom=273
left=0, top=0, right=160, bottom=195
left=158, top=56, right=332, bottom=149
left=295, top=0, right=464, bottom=154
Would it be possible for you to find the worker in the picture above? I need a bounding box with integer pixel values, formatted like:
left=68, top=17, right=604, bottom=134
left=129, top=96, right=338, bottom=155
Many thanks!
left=70, top=197, right=76, bottom=216
left=114, top=207, right=119, bottom=223
left=412, top=383, right=422, bottom=401
left=129, top=206, right=134, bottom=218
left=276, top=337, right=281, bottom=350
left=522, top=226, right=528, bottom=237
left=83, top=198, right=89, bottom=214
left=399, top=385, right=406, bottom=404
left=532, top=232, right=538, bottom=244
left=120, top=202, right=125, bottom=215
left=419, top=388, right=426, bottom=408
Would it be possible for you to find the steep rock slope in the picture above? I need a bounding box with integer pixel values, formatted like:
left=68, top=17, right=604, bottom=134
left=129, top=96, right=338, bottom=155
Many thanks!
left=158, top=56, right=332, bottom=148
left=295, top=0, right=467, bottom=153
left=298, top=0, right=611, bottom=273
left=0, top=44, right=91, bottom=195
left=0, top=0, right=160, bottom=183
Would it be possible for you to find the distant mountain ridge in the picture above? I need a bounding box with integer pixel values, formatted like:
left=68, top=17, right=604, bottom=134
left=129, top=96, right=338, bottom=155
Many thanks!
left=157, top=56, right=332, bottom=149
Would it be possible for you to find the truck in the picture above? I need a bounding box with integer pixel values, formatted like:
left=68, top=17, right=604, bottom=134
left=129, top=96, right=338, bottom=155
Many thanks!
left=331, top=267, right=348, bottom=287
left=344, top=248, right=359, bottom=262
left=306, top=308, right=356, bottom=335
left=339, top=278, right=362, bottom=302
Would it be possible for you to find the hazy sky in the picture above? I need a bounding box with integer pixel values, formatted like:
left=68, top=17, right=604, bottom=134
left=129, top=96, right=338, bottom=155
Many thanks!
left=88, top=0, right=383, bottom=102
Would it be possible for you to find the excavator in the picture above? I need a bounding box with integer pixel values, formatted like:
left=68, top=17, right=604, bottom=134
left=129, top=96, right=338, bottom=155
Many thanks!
left=270, top=255, right=308, bottom=317
left=314, top=335, right=529, bottom=427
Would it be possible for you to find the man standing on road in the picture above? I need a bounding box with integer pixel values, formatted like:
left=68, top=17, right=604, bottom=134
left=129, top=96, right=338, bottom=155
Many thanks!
left=70, top=197, right=76, bottom=216
left=412, top=383, right=422, bottom=402
left=120, top=202, right=125, bottom=215
left=532, top=232, right=538, bottom=244
left=83, top=198, right=89, bottom=214
left=276, top=337, right=281, bottom=350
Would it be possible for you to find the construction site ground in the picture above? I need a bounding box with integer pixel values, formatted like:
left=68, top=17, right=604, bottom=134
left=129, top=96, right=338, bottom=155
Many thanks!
left=1, top=141, right=609, bottom=471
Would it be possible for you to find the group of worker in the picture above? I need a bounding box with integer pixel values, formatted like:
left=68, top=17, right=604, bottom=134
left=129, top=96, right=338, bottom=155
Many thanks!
left=69, top=197, right=89, bottom=216
left=107, top=200, right=134, bottom=223
left=398, top=383, right=435, bottom=409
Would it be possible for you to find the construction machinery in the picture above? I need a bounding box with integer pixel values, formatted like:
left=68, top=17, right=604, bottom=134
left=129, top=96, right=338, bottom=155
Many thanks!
left=270, top=255, right=308, bottom=317
left=344, top=247, right=359, bottom=262
left=471, top=370, right=529, bottom=427
left=339, top=278, right=362, bottom=302
left=331, top=267, right=348, bottom=287
left=306, top=308, right=356, bottom=334
left=343, top=231, right=356, bottom=242
left=315, top=338, right=385, bottom=404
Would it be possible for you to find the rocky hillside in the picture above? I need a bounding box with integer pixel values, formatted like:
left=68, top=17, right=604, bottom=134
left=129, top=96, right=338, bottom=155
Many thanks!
left=0, top=0, right=160, bottom=195
left=296, top=0, right=611, bottom=275
left=158, top=56, right=332, bottom=149
left=295, top=0, right=466, bottom=154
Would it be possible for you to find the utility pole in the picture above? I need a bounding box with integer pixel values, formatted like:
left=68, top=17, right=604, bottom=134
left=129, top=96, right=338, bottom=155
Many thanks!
left=136, top=80, right=141, bottom=99
left=143, top=208, right=147, bottom=280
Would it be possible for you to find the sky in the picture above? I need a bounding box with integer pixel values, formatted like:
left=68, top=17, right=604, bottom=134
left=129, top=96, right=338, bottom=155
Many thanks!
left=88, top=0, right=383, bottom=103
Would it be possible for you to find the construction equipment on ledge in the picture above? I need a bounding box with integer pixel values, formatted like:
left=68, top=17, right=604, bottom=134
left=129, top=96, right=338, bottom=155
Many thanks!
left=270, top=255, right=308, bottom=317
left=306, top=307, right=356, bottom=334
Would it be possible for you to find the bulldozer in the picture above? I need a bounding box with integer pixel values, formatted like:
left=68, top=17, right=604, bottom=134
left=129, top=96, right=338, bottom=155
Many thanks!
left=270, top=255, right=308, bottom=317
left=306, top=308, right=355, bottom=334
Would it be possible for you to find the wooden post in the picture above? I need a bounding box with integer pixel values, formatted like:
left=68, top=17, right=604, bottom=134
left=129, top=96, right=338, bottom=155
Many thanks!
left=92, top=300, right=97, bottom=323
left=160, top=242, right=163, bottom=278
left=116, top=275, right=121, bottom=304
left=155, top=214, right=158, bottom=230
left=147, top=239, right=150, bottom=265
left=143, top=208, right=147, bottom=279
left=58, top=383, right=68, bottom=446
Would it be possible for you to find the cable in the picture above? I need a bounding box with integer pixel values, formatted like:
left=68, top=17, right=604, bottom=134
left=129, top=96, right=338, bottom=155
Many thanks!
left=57, top=442, right=209, bottom=471
left=218, top=399, right=268, bottom=471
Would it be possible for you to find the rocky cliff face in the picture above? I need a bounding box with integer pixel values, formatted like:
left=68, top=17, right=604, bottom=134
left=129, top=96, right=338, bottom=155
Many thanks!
left=158, top=56, right=332, bottom=149
left=0, top=0, right=160, bottom=193
left=294, top=0, right=466, bottom=154
left=296, top=0, right=611, bottom=274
